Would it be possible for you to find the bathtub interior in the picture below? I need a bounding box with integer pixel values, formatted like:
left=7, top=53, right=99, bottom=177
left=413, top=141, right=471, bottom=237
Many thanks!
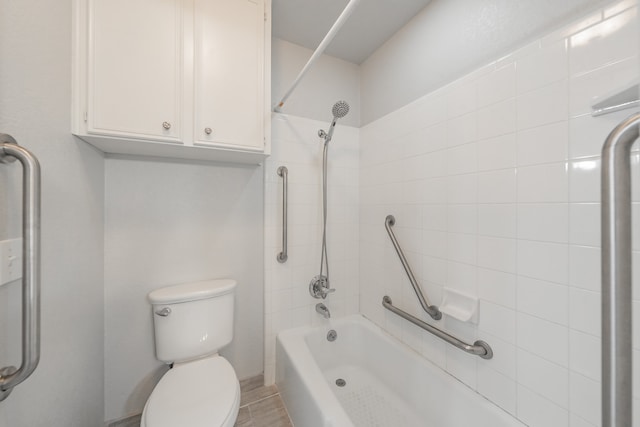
left=280, top=315, right=525, bottom=427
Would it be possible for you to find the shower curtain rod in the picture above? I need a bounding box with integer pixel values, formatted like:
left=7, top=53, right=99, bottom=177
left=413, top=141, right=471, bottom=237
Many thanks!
left=273, top=0, right=361, bottom=112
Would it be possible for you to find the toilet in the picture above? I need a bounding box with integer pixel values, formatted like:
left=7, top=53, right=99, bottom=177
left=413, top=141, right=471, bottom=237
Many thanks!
left=141, top=279, right=240, bottom=427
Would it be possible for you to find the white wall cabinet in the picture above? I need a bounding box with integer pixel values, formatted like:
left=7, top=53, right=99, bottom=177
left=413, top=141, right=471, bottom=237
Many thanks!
left=72, top=0, right=271, bottom=164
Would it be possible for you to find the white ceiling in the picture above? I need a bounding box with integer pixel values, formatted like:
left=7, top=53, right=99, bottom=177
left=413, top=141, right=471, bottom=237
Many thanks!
left=271, top=0, right=433, bottom=64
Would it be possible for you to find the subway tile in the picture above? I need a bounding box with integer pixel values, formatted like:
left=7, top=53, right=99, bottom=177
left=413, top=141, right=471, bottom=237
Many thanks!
left=569, top=110, right=637, bottom=159
left=445, top=345, right=477, bottom=389
left=477, top=133, right=516, bottom=171
left=477, top=98, right=517, bottom=140
left=569, top=7, right=638, bottom=76
left=478, top=169, right=516, bottom=203
left=478, top=268, right=516, bottom=309
left=569, top=288, right=601, bottom=336
left=569, top=157, right=601, bottom=202
left=518, top=312, right=569, bottom=367
left=478, top=331, right=517, bottom=379
left=446, top=261, right=476, bottom=296
left=517, top=385, right=569, bottom=427
left=447, top=112, right=477, bottom=147
left=569, top=372, right=601, bottom=427
left=517, top=240, right=569, bottom=284
left=517, top=121, right=568, bottom=166
left=477, top=236, right=517, bottom=274
left=517, top=276, right=569, bottom=325
left=569, top=203, right=600, bottom=247
left=569, top=329, right=601, bottom=381
left=478, top=204, right=517, bottom=238
left=479, top=300, right=516, bottom=343
left=517, top=40, right=568, bottom=94
left=477, top=63, right=516, bottom=108
left=569, top=245, right=600, bottom=291
left=569, top=56, right=638, bottom=117
left=518, top=163, right=568, bottom=203
left=422, top=204, right=446, bottom=231
left=517, top=203, right=569, bottom=243
left=518, top=349, right=569, bottom=408
left=447, top=79, right=477, bottom=118
left=477, top=364, right=517, bottom=415
left=447, top=233, right=477, bottom=265
left=517, top=80, right=569, bottom=130
left=446, top=204, right=477, bottom=234
left=446, top=142, right=478, bottom=175
left=447, top=174, right=478, bottom=204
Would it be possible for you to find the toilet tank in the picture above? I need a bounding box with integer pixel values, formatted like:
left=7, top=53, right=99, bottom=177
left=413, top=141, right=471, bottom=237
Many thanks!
left=148, top=279, right=236, bottom=363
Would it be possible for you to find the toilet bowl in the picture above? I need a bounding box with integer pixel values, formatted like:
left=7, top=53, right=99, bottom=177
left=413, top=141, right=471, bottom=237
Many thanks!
left=141, top=279, right=240, bottom=427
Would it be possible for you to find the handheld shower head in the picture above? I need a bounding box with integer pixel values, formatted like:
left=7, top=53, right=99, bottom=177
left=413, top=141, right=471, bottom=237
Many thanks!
left=320, top=100, right=350, bottom=143
left=332, top=100, right=350, bottom=119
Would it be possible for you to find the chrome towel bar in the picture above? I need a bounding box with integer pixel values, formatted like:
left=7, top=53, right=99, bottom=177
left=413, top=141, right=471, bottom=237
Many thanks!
left=382, top=296, right=492, bottom=359
left=601, top=112, right=640, bottom=427
left=0, top=134, right=41, bottom=401
left=385, top=215, right=441, bottom=320
left=276, top=166, right=288, bottom=263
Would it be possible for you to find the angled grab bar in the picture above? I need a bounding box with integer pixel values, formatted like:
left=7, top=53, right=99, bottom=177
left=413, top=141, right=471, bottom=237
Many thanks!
left=383, top=296, right=492, bottom=359
left=601, top=112, right=640, bottom=427
left=0, top=134, right=41, bottom=401
left=385, top=215, right=441, bottom=320
left=276, top=166, right=288, bottom=263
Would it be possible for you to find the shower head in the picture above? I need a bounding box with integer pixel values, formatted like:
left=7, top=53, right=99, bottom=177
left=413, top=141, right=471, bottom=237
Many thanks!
left=320, top=100, right=350, bottom=144
left=332, top=100, right=350, bottom=119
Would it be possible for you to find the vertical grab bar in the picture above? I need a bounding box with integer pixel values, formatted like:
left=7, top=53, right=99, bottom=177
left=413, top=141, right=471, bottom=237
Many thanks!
left=601, top=113, right=640, bottom=427
left=276, top=166, right=288, bottom=263
left=0, top=134, right=41, bottom=402
left=385, top=215, right=441, bottom=320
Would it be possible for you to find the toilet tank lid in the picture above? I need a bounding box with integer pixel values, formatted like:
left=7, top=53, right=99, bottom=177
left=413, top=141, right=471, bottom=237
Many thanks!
left=148, top=279, right=237, bottom=304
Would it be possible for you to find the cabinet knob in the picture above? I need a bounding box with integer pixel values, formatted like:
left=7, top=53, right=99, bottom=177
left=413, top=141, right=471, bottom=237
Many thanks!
left=162, top=122, right=171, bottom=130
left=204, top=127, right=212, bottom=135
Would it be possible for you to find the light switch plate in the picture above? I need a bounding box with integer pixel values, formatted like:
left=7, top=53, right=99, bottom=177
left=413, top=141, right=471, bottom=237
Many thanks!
left=0, top=238, right=22, bottom=286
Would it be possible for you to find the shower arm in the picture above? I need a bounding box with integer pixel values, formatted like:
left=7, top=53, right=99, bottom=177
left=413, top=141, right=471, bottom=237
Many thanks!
left=385, top=215, right=441, bottom=321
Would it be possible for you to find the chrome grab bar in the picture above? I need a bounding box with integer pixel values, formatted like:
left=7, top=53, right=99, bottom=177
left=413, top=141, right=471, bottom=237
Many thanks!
left=276, top=166, right=288, bottom=263
left=382, top=296, right=492, bottom=359
left=0, top=134, right=41, bottom=401
left=601, top=112, right=640, bottom=427
left=385, top=215, right=441, bottom=320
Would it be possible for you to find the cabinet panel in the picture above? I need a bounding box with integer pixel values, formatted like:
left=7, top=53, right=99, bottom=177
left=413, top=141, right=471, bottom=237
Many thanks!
left=193, top=0, right=265, bottom=150
left=89, top=0, right=182, bottom=141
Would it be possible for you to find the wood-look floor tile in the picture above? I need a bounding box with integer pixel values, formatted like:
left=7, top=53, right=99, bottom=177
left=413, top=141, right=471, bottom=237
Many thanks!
left=248, top=395, right=292, bottom=427
left=240, top=384, right=278, bottom=407
left=240, top=375, right=264, bottom=393
left=234, top=406, right=254, bottom=427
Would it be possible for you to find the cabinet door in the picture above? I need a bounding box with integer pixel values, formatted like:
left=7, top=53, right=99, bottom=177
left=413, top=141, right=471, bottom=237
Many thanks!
left=88, top=0, right=182, bottom=142
left=193, top=0, right=265, bottom=150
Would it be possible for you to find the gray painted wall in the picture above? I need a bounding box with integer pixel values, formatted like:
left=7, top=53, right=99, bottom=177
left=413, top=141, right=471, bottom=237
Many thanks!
left=0, top=0, right=105, bottom=425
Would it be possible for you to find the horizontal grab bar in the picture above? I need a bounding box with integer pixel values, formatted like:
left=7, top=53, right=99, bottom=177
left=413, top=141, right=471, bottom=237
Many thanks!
left=385, top=215, right=441, bottom=320
left=382, top=296, right=492, bottom=359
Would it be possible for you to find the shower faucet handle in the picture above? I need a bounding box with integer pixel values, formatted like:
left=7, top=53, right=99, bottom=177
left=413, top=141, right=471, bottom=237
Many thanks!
left=309, top=275, right=335, bottom=299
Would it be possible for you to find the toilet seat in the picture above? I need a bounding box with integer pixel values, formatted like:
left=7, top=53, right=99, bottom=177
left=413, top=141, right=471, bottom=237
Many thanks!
left=141, top=356, right=240, bottom=427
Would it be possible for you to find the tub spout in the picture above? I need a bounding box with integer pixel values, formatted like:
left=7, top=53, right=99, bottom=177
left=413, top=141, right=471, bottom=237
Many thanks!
left=316, top=303, right=330, bottom=319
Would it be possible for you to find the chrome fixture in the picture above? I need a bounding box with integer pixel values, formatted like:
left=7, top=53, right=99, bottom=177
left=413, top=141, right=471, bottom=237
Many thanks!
left=601, top=112, right=640, bottom=427
left=327, top=330, right=337, bottom=342
left=155, top=307, right=171, bottom=317
left=315, top=303, right=331, bottom=319
left=310, top=101, right=350, bottom=299
left=382, top=296, right=492, bottom=359
left=276, top=166, right=288, bottom=263
left=162, top=121, right=171, bottom=130
left=0, top=134, right=41, bottom=401
left=385, top=215, right=441, bottom=320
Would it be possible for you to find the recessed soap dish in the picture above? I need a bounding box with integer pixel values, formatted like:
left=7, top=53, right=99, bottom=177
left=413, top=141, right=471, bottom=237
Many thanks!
left=439, top=288, right=478, bottom=324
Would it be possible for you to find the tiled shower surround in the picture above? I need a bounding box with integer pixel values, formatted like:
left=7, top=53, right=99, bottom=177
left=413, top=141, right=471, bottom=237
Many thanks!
left=360, top=2, right=639, bottom=427
left=265, top=1, right=639, bottom=426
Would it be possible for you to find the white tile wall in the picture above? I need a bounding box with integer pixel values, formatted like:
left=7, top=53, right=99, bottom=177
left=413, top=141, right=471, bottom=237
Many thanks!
left=264, top=114, right=360, bottom=383
left=359, top=1, right=639, bottom=425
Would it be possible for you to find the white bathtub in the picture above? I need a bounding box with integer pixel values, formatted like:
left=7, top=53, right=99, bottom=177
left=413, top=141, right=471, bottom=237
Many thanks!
left=276, top=314, right=525, bottom=427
